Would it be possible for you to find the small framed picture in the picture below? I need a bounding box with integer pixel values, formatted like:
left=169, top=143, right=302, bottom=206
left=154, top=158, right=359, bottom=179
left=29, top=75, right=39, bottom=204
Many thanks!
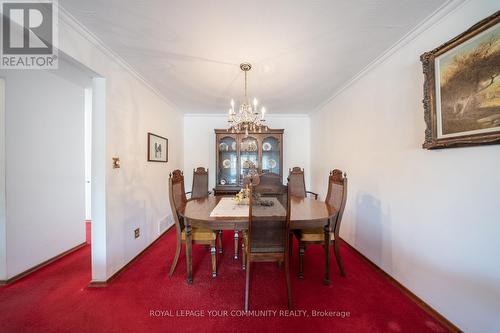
left=147, top=133, right=168, bottom=162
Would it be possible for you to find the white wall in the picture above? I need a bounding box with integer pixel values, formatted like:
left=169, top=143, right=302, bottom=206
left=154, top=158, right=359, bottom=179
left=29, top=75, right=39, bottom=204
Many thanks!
left=90, top=77, right=107, bottom=281
left=0, top=79, right=6, bottom=280
left=0, top=67, right=86, bottom=278
left=310, top=1, right=500, bottom=332
left=183, top=114, right=310, bottom=192
left=58, top=9, right=184, bottom=280
left=84, top=88, right=92, bottom=221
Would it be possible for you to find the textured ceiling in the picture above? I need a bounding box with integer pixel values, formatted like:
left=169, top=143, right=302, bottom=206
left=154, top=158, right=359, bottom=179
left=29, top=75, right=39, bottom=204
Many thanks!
left=60, top=0, right=447, bottom=113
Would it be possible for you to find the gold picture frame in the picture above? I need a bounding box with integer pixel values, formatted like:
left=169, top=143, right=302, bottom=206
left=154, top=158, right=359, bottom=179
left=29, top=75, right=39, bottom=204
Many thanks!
left=421, top=11, right=500, bottom=149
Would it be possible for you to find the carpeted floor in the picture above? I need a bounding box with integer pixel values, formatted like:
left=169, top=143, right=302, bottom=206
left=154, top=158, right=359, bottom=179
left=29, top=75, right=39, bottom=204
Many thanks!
left=0, top=229, right=449, bottom=333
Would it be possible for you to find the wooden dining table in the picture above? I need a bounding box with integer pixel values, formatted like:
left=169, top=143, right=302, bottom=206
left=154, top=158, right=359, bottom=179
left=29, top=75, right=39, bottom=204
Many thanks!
left=178, top=195, right=338, bottom=284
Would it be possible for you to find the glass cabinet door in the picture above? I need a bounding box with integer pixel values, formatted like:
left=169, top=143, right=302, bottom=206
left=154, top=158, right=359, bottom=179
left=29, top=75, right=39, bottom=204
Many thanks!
left=261, top=136, right=280, bottom=175
left=218, top=136, right=238, bottom=186
left=240, top=136, right=259, bottom=183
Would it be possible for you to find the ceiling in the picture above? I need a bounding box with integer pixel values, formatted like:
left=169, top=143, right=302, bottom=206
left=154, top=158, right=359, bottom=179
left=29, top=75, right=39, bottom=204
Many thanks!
left=60, top=0, right=447, bottom=114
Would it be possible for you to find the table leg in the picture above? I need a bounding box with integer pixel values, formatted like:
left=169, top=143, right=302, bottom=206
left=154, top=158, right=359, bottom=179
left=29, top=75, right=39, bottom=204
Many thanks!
left=210, top=240, right=217, bottom=278
left=234, top=231, right=239, bottom=259
left=218, top=230, right=223, bottom=254
left=298, top=242, right=305, bottom=279
left=324, top=221, right=331, bottom=286
left=242, top=231, right=247, bottom=270
left=185, top=221, right=193, bottom=284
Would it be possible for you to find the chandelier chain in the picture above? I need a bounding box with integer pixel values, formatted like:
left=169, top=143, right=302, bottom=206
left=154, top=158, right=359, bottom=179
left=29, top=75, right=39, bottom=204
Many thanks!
left=227, top=62, right=267, bottom=136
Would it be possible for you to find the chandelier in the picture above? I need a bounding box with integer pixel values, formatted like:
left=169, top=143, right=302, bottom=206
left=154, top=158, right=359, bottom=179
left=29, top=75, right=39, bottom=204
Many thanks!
left=227, top=63, right=267, bottom=136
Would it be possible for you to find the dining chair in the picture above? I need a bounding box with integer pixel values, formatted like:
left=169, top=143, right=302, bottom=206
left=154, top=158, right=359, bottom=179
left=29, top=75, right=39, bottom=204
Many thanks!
left=288, top=167, right=318, bottom=199
left=237, top=172, right=286, bottom=266
left=253, top=172, right=286, bottom=195
left=294, top=169, right=347, bottom=281
left=188, top=167, right=222, bottom=254
left=189, top=167, right=212, bottom=199
left=168, top=170, right=218, bottom=278
left=243, top=185, right=293, bottom=311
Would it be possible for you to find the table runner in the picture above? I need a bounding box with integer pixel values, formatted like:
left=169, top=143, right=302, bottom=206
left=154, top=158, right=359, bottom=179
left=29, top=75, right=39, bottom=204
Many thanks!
left=209, top=197, right=286, bottom=217
left=209, top=197, right=249, bottom=217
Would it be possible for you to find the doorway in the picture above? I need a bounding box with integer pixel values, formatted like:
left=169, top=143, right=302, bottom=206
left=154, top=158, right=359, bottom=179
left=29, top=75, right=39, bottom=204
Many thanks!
left=0, top=54, right=107, bottom=284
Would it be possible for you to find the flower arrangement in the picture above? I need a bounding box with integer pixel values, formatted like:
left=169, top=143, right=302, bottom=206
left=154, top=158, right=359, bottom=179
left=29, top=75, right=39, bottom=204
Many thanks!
left=234, top=188, right=250, bottom=205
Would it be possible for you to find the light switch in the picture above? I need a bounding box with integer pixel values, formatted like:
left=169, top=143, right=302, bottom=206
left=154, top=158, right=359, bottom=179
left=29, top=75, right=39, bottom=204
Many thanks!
left=112, top=157, right=120, bottom=169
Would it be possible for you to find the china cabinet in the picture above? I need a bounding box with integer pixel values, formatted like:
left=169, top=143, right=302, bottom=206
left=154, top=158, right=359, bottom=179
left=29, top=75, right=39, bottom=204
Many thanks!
left=214, top=128, right=284, bottom=195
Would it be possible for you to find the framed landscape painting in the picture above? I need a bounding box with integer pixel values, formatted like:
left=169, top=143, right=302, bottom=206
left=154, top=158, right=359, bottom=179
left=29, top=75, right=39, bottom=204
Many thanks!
left=421, top=11, right=500, bottom=149
left=148, top=133, right=168, bottom=162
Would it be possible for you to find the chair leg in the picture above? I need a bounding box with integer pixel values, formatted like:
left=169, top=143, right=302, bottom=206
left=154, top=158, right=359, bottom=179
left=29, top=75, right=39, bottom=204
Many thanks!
left=234, top=231, right=239, bottom=259
left=210, top=240, right=217, bottom=278
left=285, top=253, right=293, bottom=310
left=333, top=240, right=345, bottom=277
left=218, top=230, right=223, bottom=254
left=298, top=242, right=305, bottom=279
left=244, top=254, right=251, bottom=311
left=169, top=236, right=182, bottom=277
left=323, top=226, right=330, bottom=286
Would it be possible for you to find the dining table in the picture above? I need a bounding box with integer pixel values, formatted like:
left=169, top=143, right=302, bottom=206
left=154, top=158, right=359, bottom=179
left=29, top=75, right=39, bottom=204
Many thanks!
left=178, top=195, right=338, bottom=285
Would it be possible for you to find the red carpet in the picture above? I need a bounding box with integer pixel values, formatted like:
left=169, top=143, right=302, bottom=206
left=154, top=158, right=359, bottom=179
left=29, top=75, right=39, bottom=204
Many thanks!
left=0, top=229, right=449, bottom=333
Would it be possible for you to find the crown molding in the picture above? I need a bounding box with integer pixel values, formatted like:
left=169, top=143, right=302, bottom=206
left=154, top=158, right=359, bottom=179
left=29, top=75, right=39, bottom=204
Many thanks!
left=57, top=4, right=179, bottom=111
left=312, top=0, right=468, bottom=114
left=265, top=113, right=310, bottom=118
left=184, top=113, right=310, bottom=118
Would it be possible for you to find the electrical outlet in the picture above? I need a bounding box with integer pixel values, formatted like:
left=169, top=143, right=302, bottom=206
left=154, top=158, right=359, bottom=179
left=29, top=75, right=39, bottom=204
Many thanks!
left=134, top=228, right=140, bottom=239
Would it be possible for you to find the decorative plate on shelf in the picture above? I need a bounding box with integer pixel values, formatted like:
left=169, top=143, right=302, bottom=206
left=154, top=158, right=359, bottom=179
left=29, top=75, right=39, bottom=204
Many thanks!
left=220, top=178, right=227, bottom=185
left=242, top=160, right=257, bottom=169
left=231, top=142, right=236, bottom=151
left=262, top=142, right=272, bottom=151
left=242, top=141, right=257, bottom=152
left=248, top=141, right=257, bottom=151
left=222, top=159, right=231, bottom=168
left=219, top=142, right=228, bottom=151
left=268, top=159, right=277, bottom=169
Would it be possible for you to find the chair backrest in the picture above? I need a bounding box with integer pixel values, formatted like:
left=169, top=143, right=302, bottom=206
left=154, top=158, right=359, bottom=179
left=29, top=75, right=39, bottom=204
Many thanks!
left=253, top=172, right=284, bottom=195
left=325, top=169, right=348, bottom=236
left=191, top=167, right=209, bottom=199
left=287, top=167, right=306, bottom=198
left=248, top=185, right=290, bottom=254
left=169, top=170, right=187, bottom=232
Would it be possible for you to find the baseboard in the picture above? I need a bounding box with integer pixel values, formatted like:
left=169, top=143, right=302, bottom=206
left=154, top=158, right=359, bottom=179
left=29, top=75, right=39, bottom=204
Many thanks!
left=340, top=238, right=462, bottom=333
left=0, top=242, right=87, bottom=286
left=88, top=225, right=174, bottom=288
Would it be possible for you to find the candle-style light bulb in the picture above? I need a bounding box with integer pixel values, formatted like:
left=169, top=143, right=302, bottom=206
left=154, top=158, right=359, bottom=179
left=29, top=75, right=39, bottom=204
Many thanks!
left=253, top=98, right=258, bottom=107
left=261, top=107, right=266, bottom=119
left=230, top=99, right=235, bottom=108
